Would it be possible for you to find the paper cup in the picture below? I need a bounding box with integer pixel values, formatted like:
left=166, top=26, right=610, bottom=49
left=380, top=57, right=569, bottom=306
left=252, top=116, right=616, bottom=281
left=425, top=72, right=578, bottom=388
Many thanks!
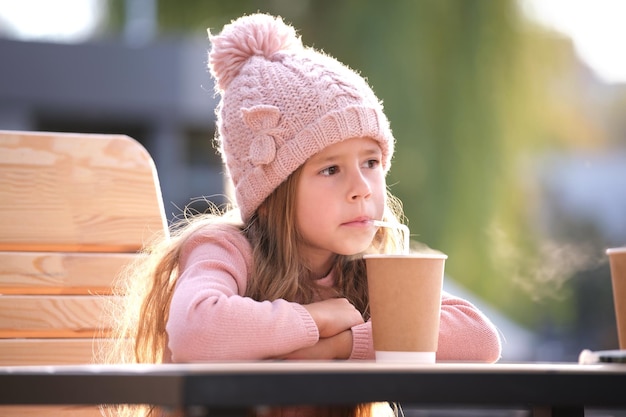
left=364, top=253, right=447, bottom=363
left=607, top=247, right=626, bottom=349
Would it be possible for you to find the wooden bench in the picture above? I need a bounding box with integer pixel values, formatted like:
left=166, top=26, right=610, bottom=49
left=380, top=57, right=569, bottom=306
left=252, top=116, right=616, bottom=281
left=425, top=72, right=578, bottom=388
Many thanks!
left=0, top=130, right=168, bottom=416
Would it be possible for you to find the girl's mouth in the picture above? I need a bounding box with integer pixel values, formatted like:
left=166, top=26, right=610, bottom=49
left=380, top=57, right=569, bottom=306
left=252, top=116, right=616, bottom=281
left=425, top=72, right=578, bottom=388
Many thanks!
left=342, top=218, right=375, bottom=227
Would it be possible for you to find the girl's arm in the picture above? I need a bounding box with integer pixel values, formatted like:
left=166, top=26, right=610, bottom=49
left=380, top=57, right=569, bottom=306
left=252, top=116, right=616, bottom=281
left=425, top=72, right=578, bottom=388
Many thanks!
left=166, top=227, right=362, bottom=362
left=279, top=330, right=354, bottom=360
left=166, top=228, right=319, bottom=362
left=437, top=291, right=502, bottom=362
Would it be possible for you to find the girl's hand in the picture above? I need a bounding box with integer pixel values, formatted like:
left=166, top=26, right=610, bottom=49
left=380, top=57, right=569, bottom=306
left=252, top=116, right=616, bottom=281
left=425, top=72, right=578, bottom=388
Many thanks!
left=280, top=330, right=353, bottom=360
left=303, top=298, right=364, bottom=338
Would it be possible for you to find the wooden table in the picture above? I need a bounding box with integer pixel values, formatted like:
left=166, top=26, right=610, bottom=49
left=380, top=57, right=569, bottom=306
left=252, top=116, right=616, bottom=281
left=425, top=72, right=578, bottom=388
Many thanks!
left=1, top=362, right=625, bottom=416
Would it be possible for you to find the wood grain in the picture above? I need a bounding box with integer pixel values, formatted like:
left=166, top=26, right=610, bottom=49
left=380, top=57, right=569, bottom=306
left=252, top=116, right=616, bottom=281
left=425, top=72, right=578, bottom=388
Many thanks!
left=0, top=406, right=103, bottom=417
left=0, top=251, right=140, bottom=294
left=0, top=295, right=119, bottom=338
left=0, top=131, right=167, bottom=251
left=0, top=338, right=115, bottom=366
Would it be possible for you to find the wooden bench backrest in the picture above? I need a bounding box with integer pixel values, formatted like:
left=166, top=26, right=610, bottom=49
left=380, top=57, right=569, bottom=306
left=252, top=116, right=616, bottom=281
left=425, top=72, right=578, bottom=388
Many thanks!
left=0, top=130, right=168, bottom=367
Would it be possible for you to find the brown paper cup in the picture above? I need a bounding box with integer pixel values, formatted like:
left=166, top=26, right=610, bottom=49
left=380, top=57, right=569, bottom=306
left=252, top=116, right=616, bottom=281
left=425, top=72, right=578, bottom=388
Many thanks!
left=364, top=253, right=447, bottom=363
left=607, top=247, right=626, bottom=350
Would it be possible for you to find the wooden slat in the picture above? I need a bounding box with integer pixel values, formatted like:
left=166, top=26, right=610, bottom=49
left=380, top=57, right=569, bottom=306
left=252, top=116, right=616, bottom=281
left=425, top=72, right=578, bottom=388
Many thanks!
left=0, top=251, right=140, bottom=295
left=0, top=131, right=168, bottom=252
left=0, top=295, right=119, bottom=338
left=0, top=405, right=103, bottom=417
left=0, top=338, right=114, bottom=366
left=0, top=406, right=171, bottom=417
left=1, top=243, right=145, bottom=253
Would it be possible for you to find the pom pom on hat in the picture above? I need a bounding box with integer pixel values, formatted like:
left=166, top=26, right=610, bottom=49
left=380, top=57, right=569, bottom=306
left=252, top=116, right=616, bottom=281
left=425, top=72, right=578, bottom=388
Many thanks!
left=209, top=14, right=302, bottom=91
left=208, top=14, right=395, bottom=221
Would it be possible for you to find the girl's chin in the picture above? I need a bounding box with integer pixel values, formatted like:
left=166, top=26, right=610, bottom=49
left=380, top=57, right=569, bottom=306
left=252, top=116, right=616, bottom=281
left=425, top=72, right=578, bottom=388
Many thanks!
left=336, top=242, right=372, bottom=256
left=327, top=231, right=376, bottom=256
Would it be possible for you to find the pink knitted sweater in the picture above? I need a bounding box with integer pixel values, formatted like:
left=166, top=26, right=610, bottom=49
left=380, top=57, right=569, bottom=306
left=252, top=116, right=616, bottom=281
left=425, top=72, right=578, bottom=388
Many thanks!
left=166, top=224, right=502, bottom=363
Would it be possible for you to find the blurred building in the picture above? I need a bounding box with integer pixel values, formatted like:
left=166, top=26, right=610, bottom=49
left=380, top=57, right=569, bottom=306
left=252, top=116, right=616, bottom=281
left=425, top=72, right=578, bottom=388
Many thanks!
left=0, top=36, right=225, bottom=220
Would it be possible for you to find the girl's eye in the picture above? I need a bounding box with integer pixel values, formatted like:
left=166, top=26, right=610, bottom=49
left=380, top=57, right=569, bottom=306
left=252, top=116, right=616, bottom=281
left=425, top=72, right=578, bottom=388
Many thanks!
left=364, top=159, right=380, bottom=169
left=320, top=166, right=339, bottom=176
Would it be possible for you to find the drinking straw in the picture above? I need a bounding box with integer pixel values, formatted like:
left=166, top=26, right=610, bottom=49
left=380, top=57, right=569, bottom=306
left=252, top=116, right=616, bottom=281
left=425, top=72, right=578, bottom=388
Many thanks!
left=371, top=220, right=410, bottom=255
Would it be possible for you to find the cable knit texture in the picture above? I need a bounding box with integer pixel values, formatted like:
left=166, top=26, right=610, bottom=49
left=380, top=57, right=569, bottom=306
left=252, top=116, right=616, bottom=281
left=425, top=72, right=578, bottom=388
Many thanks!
left=166, top=225, right=502, bottom=363
left=208, top=14, right=394, bottom=221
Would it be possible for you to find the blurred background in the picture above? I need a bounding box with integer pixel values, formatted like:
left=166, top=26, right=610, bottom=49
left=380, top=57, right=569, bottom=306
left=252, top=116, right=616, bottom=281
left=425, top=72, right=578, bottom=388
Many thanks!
left=1, top=0, right=625, bottom=362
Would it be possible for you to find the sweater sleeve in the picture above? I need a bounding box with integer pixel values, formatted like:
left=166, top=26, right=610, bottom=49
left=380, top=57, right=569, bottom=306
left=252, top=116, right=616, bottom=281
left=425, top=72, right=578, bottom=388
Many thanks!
left=166, top=226, right=319, bottom=362
left=348, top=292, right=502, bottom=362
left=349, top=321, right=373, bottom=360
left=437, top=291, right=502, bottom=363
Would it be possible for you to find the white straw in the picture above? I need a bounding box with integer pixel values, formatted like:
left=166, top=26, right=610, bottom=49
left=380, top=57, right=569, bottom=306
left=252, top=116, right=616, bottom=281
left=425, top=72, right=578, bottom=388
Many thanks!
left=371, top=220, right=410, bottom=255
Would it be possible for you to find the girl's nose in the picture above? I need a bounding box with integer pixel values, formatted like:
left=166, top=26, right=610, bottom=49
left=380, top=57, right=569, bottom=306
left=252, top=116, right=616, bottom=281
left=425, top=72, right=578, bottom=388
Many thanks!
left=348, top=171, right=372, bottom=201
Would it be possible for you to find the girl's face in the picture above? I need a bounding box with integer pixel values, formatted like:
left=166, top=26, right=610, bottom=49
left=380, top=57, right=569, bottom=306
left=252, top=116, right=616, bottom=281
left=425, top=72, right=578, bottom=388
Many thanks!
left=296, top=137, right=386, bottom=275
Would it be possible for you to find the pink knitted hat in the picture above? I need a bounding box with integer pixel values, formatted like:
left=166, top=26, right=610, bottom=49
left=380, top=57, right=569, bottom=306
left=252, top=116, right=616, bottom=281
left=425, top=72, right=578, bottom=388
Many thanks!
left=208, top=14, right=394, bottom=221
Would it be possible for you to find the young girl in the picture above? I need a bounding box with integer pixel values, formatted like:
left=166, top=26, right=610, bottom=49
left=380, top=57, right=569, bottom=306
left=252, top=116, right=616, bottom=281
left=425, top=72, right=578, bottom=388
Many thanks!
left=108, top=13, right=501, bottom=417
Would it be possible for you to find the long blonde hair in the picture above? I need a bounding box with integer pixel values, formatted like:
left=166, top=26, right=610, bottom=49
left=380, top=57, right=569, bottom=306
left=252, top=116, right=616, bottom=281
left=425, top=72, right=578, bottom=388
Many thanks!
left=103, top=165, right=405, bottom=416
